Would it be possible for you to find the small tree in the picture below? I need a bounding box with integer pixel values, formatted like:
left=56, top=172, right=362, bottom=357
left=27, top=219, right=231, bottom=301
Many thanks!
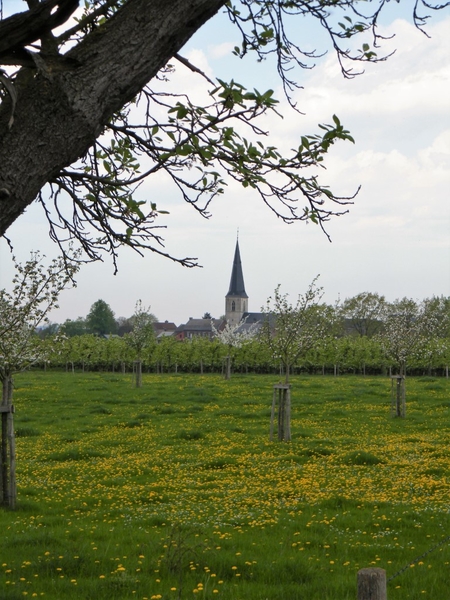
left=212, top=319, right=257, bottom=380
left=261, top=279, right=325, bottom=442
left=261, top=278, right=325, bottom=384
left=125, top=300, right=156, bottom=387
left=0, top=251, right=78, bottom=507
left=379, top=298, right=443, bottom=416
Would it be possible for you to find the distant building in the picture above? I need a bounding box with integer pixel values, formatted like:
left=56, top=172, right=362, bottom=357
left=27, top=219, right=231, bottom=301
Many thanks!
left=153, top=320, right=177, bottom=340
left=174, top=318, right=224, bottom=341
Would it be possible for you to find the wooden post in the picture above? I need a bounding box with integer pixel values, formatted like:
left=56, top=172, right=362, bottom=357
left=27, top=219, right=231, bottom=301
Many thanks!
left=1, top=409, right=6, bottom=504
left=270, top=387, right=276, bottom=441
left=1, top=376, right=16, bottom=508
left=271, top=384, right=291, bottom=442
left=357, top=568, right=387, bottom=600
left=7, top=408, right=16, bottom=509
left=391, top=375, right=405, bottom=418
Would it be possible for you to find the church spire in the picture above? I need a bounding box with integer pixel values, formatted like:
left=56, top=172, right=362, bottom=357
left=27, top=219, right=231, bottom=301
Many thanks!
left=226, top=238, right=248, bottom=298
left=225, top=238, right=248, bottom=326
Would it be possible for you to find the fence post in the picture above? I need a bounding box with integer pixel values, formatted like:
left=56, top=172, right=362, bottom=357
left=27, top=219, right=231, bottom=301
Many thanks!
left=357, top=568, right=387, bottom=600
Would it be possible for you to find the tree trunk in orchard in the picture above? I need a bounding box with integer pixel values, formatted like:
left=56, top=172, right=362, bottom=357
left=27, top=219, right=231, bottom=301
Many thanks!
left=135, top=360, right=142, bottom=388
left=0, top=0, right=226, bottom=235
left=224, top=355, right=231, bottom=380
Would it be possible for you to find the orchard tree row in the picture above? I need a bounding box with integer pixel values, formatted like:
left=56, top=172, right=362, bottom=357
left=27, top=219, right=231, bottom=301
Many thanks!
left=36, top=317, right=449, bottom=378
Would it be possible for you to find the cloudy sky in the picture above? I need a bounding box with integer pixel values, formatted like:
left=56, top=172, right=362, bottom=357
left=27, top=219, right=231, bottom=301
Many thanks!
left=0, top=2, right=449, bottom=325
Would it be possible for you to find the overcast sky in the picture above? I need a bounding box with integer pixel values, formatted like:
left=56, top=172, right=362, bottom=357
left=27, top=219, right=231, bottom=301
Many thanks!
left=0, top=3, right=449, bottom=325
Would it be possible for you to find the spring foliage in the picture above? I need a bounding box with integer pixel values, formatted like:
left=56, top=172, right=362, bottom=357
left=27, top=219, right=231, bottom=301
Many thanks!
left=0, top=251, right=79, bottom=387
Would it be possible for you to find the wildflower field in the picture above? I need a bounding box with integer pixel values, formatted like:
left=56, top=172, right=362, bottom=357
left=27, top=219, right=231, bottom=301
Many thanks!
left=1, top=372, right=450, bottom=599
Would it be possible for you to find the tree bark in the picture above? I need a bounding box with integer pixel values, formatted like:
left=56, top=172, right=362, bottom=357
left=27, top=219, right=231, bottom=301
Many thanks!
left=0, top=0, right=226, bottom=235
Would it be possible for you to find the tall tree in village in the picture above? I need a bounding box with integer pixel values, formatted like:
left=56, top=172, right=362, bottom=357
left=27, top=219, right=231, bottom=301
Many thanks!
left=0, top=1, right=447, bottom=269
left=0, top=251, right=78, bottom=507
left=86, top=299, right=117, bottom=336
left=125, top=300, right=156, bottom=387
left=341, top=292, right=386, bottom=338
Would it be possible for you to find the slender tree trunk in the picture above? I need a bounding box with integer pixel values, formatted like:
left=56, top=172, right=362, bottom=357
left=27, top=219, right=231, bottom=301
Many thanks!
left=135, top=360, right=142, bottom=388
left=224, top=355, right=231, bottom=380
left=285, top=362, right=290, bottom=385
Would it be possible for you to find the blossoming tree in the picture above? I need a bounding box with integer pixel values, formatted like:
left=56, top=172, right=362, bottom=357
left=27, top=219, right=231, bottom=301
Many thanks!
left=261, top=278, right=326, bottom=384
left=125, top=300, right=156, bottom=387
left=0, top=251, right=78, bottom=507
left=379, top=297, right=444, bottom=416
left=211, top=318, right=257, bottom=380
left=261, top=278, right=326, bottom=441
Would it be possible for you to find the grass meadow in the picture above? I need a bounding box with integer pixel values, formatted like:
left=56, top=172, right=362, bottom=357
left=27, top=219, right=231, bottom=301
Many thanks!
left=1, top=372, right=450, bottom=599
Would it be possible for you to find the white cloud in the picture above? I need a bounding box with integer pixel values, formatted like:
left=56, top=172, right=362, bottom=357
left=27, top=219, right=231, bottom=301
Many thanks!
left=208, top=42, right=236, bottom=60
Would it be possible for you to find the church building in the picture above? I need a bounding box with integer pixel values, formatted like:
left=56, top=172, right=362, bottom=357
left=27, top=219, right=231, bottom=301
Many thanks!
left=225, top=239, right=248, bottom=326
left=225, top=238, right=270, bottom=331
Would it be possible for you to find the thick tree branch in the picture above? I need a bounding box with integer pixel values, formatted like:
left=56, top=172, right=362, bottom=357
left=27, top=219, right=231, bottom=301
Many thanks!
left=0, top=0, right=227, bottom=237
left=0, top=0, right=79, bottom=59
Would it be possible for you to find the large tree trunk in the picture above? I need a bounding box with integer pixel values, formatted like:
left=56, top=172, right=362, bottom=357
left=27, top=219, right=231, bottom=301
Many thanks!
left=0, top=0, right=226, bottom=235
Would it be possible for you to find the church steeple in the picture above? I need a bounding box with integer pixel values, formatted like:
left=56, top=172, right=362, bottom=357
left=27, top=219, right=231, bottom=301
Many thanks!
left=225, top=238, right=248, bottom=326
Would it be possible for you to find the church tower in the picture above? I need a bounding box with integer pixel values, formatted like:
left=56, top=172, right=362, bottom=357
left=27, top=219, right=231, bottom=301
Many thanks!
left=225, top=239, right=248, bottom=326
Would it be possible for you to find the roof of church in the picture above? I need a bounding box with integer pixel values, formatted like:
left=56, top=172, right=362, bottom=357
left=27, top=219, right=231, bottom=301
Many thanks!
left=242, top=312, right=276, bottom=329
left=175, top=318, right=224, bottom=333
left=226, top=240, right=248, bottom=298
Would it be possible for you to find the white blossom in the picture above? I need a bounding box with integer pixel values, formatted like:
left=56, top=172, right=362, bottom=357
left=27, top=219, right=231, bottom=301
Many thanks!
left=0, top=250, right=79, bottom=387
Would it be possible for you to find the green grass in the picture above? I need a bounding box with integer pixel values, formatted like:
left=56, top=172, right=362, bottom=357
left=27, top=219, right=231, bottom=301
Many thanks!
left=1, top=372, right=450, bottom=599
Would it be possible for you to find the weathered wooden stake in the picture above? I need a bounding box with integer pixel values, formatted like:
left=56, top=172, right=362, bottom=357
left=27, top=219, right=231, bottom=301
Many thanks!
left=391, top=375, right=405, bottom=418
left=357, top=568, right=387, bottom=600
left=270, top=384, right=291, bottom=442
left=7, top=408, right=16, bottom=509
left=1, top=410, right=7, bottom=503
left=1, top=376, right=16, bottom=509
